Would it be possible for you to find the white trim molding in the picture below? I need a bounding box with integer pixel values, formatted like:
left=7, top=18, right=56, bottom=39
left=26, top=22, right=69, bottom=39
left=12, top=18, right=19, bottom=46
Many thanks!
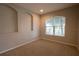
left=0, top=37, right=39, bottom=54
left=42, top=38, right=78, bottom=48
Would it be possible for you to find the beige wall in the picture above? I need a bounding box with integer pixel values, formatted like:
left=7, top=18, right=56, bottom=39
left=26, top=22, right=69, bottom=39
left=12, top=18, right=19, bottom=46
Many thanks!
left=40, top=5, right=79, bottom=45
left=0, top=4, right=40, bottom=52
left=0, top=5, right=18, bottom=33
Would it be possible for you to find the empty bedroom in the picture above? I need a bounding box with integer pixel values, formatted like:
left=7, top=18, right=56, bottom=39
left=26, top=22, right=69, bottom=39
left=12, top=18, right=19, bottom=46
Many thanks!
left=0, top=3, right=79, bottom=56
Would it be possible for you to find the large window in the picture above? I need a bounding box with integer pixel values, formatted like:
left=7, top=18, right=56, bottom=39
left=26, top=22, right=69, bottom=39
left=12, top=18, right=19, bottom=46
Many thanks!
left=45, top=16, right=65, bottom=36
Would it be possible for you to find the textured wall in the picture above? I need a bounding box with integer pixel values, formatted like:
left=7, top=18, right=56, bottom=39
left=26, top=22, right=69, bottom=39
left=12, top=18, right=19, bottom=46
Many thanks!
left=40, top=5, right=79, bottom=45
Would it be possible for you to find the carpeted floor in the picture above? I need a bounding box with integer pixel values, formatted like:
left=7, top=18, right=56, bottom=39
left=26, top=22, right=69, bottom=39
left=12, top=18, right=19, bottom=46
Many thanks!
left=0, top=39, right=79, bottom=56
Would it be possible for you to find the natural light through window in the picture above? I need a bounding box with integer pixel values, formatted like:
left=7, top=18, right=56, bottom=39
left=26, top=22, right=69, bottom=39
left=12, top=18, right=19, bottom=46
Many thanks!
left=45, top=16, right=65, bottom=36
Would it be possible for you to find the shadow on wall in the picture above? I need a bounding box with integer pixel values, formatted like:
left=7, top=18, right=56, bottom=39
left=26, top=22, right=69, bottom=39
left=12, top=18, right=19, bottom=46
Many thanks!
left=0, top=4, right=18, bottom=33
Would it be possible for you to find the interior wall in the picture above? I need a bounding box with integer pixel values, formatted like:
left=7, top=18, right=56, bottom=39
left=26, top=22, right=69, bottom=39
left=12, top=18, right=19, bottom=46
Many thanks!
left=0, top=4, right=40, bottom=53
left=0, top=5, right=18, bottom=33
left=40, top=5, right=79, bottom=45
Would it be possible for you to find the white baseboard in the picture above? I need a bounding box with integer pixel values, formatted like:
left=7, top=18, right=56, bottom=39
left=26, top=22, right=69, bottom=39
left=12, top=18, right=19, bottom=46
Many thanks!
left=42, top=38, right=78, bottom=48
left=0, top=37, right=78, bottom=54
left=0, top=37, right=39, bottom=54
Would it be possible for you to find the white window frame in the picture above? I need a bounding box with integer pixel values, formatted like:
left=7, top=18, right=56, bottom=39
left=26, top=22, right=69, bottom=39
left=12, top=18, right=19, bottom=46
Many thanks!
left=45, top=16, right=65, bottom=37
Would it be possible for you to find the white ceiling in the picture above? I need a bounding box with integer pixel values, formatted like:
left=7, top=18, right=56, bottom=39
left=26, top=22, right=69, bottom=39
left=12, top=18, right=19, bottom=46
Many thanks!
left=14, top=3, right=77, bottom=15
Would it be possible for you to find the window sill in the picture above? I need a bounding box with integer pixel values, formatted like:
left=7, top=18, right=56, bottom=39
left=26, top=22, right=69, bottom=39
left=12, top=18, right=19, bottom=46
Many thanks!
left=45, top=34, right=65, bottom=37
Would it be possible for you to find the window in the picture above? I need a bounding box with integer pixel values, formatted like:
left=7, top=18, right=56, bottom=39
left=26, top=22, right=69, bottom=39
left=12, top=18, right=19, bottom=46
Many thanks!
left=45, top=16, right=65, bottom=36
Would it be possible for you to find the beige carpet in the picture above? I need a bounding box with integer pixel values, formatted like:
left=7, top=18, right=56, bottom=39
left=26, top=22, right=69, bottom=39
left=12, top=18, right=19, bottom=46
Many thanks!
left=0, top=39, right=79, bottom=56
